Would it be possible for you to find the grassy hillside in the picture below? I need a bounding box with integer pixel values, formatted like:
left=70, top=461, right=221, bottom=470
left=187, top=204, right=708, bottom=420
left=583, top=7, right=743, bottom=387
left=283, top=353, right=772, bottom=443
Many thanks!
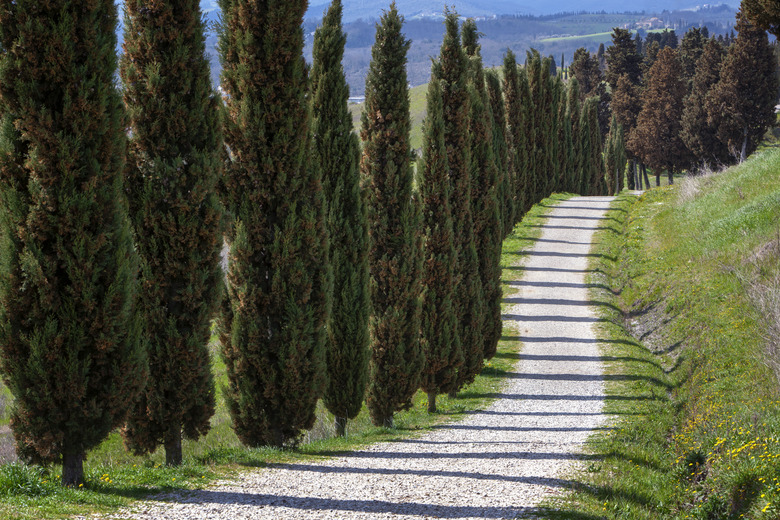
left=541, top=149, right=780, bottom=519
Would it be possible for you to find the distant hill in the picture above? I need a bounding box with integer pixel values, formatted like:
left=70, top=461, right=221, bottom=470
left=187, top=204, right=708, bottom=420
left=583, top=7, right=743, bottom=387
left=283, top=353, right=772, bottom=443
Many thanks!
left=186, top=2, right=738, bottom=95
left=303, top=0, right=741, bottom=22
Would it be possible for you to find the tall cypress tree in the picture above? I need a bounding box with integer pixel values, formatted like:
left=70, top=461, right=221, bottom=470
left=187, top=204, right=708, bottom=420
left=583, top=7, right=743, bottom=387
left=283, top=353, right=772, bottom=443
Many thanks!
left=0, top=0, right=145, bottom=485
left=218, top=0, right=329, bottom=447
left=681, top=38, right=728, bottom=167
left=580, top=96, right=604, bottom=195
left=361, top=3, right=423, bottom=427
left=706, top=12, right=778, bottom=163
left=418, top=76, right=461, bottom=414
left=606, top=28, right=643, bottom=89
left=679, top=27, right=708, bottom=86
left=486, top=69, right=514, bottom=237
left=311, top=0, right=370, bottom=438
left=503, top=50, right=528, bottom=220
left=604, top=115, right=627, bottom=196
left=121, top=0, right=223, bottom=466
left=628, top=47, right=688, bottom=186
left=566, top=78, right=583, bottom=194
left=557, top=78, right=575, bottom=194
left=463, top=19, right=502, bottom=363
left=742, top=0, right=780, bottom=37
left=435, top=11, right=484, bottom=395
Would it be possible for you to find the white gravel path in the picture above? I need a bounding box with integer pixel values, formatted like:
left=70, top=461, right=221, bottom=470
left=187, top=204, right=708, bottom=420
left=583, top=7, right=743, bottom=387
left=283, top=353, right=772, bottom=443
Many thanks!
left=118, top=196, right=614, bottom=520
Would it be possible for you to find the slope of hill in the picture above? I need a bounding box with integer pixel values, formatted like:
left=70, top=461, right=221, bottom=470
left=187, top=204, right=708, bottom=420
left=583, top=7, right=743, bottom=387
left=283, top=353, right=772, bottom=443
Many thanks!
left=552, top=149, right=780, bottom=517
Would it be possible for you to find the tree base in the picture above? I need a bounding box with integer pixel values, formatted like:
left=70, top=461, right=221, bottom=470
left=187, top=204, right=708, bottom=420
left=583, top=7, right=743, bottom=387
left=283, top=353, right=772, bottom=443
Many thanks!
left=334, top=416, right=348, bottom=437
left=62, top=451, right=84, bottom=487
left=427, top=391, right=437, bottom=413
left=165, top=426, right=183, bottom=467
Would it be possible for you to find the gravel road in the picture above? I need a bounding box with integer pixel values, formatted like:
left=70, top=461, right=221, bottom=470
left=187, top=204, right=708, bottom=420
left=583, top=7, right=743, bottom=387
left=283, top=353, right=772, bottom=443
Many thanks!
left=117, top=196, right=614, bottom=520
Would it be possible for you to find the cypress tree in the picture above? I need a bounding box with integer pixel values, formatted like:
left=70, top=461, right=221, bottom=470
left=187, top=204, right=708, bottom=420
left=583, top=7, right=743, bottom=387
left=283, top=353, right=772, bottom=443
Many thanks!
left=612, top=74, right=642, bottom=190
left=218, top=0, right=329, bottom=447
left=606, top=28, right=643, bottom=89
left=580, top=96, right=603, bottom=195
left=628, top=47, right=688, bottom=186
left=0, top=0, right=145, bottom=485
left=742, top=0, right=780, bottom=37
left=311, top=0, right=370, bottom=438
left=503, top=50, right=528, bottom=220
left=557, top=78, right=575, bottom=194
left=525, top=50, right=544, bottom=204
left=361, top=3, right=423, bottom=427
left=463, top=19, right=502, bottom=363
left=681, top=38, right=728, bottom=167
left=604, top=115, right=627, bottom=196
left=706, top=12, right=778, bottom=163
left=679, top=27, right=708, bottom=86
left=566, top=78, right=583, bottom=194
left=120, top=0, right=223, bottom=466
left=571, top=48, right=601, bottom=98
left=435, top=11, right=484, bottom=395
left=486, top=69, right=514, bottom=237
left=417, top=77, right=461, bottom=414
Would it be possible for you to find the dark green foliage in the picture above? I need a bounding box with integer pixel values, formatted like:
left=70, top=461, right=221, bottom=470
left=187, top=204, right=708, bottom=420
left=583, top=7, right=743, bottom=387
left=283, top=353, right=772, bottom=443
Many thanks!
left=679, top=27, right=708, bottom=85
left=463, top=19, right=502, bottom=363
left=435, top=11, right=484, bottom=394
left=503, top=50, right=529, bottom=219
left=604, top=115, right=627, bottom=196
left=417, top=76, right=461, bottom=410
left=485, top=69, right=514, bottom=237
left=311, top=0, right=370, bottom=436
left=218, top=0, right=329, bottom=447
left=628, top=47, right=689, bottom=184
left=606, top=28, right=643, bottom=89
left=361, top=3, right=423, bottom=427
left=742, top=0, right=780, bottom=37
left=526, top=50, right=558, bottom=203
left=681, top=38, right=728, bottom=167
left=120, top=0, right=223, bottom=467
left=571, top=47, right=601, bottom=99
left=557, top=78, right=575, bottom=195
left=0, top=0, right=146, bottom=485
left=706, top=13, right=778, bottom=163
left=565, top=78, right=583, bottom=194
left=579, top=96, right=603, bottom=195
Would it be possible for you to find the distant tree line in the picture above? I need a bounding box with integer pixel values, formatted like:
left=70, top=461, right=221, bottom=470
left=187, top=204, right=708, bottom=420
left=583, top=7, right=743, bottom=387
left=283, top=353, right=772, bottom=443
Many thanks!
left=0, top=0, right=776, bottom=488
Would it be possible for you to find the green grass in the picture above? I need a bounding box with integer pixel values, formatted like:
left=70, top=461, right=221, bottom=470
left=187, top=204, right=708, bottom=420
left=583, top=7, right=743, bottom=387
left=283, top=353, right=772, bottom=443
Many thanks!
left=0, top=193, right=572, bottom=520
left=537, top=149, right=780, bottom=519
left=538, top=31, right=613, bottom=44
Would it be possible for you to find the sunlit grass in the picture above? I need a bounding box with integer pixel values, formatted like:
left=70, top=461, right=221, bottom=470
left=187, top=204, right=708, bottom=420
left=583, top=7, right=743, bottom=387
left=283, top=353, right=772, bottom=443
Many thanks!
left=540, top=149, right=780, bottom=519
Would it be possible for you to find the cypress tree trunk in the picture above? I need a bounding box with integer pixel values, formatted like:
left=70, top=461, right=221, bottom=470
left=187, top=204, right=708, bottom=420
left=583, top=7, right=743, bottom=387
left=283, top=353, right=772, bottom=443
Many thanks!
left=120, top=0, right=222, bottom=465
left=643, top=165, right=651, bottom=190
left=0, top=0, right=145, bottom=485
left=218, top=0, right=329, bottom=447
left=427, top=392, right=438, bottom=414
left=164, top=424, right=182, bottom=467
left=362, top=3, right=423, bottom=428
left=334, top=416, right=348, bottom=437
left=311, top=0, right=370, bottom=438
left=62, top=451, right=84, bottom=488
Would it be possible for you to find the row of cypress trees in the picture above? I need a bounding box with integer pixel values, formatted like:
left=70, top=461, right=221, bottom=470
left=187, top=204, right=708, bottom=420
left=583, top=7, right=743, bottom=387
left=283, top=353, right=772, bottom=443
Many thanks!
left=0, top=0, right=612, bottom=486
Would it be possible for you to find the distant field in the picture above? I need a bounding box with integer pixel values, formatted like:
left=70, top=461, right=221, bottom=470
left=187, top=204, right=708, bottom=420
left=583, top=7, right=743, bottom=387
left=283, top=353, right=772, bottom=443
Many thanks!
left=538, top=31, right=613, bottom=44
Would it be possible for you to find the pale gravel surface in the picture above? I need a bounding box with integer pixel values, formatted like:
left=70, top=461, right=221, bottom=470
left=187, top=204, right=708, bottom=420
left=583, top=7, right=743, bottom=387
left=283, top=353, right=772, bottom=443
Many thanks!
left=114, top=196, right=614, bottom=520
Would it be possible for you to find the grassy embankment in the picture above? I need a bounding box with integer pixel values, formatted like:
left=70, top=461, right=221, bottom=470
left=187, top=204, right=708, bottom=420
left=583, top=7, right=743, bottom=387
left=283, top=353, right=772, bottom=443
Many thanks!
left=0, top=183, right=571, bottom=519
left=539, top=148, right=780, bottom=519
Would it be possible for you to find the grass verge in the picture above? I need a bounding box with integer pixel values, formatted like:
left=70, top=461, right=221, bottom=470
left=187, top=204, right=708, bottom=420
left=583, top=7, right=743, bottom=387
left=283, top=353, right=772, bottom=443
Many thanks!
left=537, top=149, right=780, bottom=519
left=0, top=194, right=572, bottom=520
